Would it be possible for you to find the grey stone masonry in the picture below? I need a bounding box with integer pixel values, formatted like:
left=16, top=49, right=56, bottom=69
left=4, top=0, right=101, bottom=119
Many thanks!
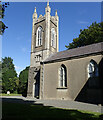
left=27, top=2, right=59, bottom=98
left=27, top=67, right=40, bottom=98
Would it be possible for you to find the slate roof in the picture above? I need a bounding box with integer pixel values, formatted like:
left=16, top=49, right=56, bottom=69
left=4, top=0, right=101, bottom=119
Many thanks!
left=43, top=42, right=103, bottom=63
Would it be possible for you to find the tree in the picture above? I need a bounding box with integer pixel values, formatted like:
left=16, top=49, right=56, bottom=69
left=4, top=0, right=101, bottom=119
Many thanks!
left=0, top=2, right=9, bottom=35
left=65, top=22, right=103, bottom=49
left=2, top=57, right=18, bottom=93
left=0, top=61, right=2, bottom=80
left=0, top=61, right=2, bottom=93
left=19, top=66, right=29, bottom=97
left=4, top=77, right=19, bottom=93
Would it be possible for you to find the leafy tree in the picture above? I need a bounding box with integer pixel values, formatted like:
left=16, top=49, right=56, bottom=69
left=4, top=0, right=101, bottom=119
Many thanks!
left=0, top=2, right=9, bottom=35
left=4, top=77, right=19, bottom=93
left=2, top=57, right=18, bottom=93
left=19, top=66, right=29, bottom=97
left=0, top=61, right=2, bottom=80
left=0, top=61, right=2, bottom=93
left=65, top=22, right=103, bottom=49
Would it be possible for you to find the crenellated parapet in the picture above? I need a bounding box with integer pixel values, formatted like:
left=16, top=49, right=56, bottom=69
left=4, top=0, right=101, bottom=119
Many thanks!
left=32, top=2, right=59, bottom=25
left=50, top=16, right=58, bottom=26
left=37, top=15, right=45, bottom=23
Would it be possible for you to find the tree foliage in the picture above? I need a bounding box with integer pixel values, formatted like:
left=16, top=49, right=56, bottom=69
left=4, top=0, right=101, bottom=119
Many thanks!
left=0, top=61, right=2, bottom=92
left=19, top=66, right=29, bottom=97
left=2, top=57, right=18, bottom=93
left=65, top=22, right=103, bottom=49
left=0, top=2, right=9, bottom=35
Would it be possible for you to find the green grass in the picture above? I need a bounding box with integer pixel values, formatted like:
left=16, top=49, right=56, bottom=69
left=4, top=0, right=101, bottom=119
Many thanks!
left=0, top=93, right=22, bottom=96
left=2, top=101, right=103, bottom=120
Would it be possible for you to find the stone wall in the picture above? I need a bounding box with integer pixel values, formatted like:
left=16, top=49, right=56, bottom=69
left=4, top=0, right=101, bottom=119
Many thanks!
left=27, top=67, right=40, bottom=98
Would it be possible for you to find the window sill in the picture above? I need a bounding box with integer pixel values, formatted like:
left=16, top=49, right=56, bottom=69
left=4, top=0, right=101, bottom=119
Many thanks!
left=35, top=45, right=42, bottom=48
left=56, top=87, right=68, bottom=89
left=36, top=61, right=40, bottom=63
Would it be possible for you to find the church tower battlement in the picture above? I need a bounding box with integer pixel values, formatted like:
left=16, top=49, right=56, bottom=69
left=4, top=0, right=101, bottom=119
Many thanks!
left=27, top=2, right=59, bottom=98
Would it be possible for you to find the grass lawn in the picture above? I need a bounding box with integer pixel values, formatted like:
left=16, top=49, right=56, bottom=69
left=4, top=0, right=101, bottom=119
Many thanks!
left=2, top=101, right=103, bottom=120
left=0, top=93, right=22, bottom=96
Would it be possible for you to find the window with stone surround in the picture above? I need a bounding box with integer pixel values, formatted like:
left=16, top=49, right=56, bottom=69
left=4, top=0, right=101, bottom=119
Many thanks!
left=51, top=28, right=56, bottom=48
left=59, top=64, right=67, bottom=88
left=87, top=60, right=99, bottom=88
left=87, top=60, right=98, bottom=78
left=36, top=26, right=42, bottom=47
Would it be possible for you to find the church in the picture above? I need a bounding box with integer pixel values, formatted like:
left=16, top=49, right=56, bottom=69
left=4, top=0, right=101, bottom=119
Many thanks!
left=27, top=2, right=103, bottom=105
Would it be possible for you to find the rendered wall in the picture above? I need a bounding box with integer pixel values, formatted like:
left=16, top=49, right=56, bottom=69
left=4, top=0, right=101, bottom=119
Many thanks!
left=40, top=54, right=103, bottom=104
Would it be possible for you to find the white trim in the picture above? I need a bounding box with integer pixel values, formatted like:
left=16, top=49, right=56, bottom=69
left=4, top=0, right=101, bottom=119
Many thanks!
left=33, top=82, right=35, bottom=98
left=87, top=60, right=99, bottom=78
left=59, top=65, right=66, bottom=88
left=51, top=28, right=56, bottom=48
left=36, top=27, right=42, bottom=47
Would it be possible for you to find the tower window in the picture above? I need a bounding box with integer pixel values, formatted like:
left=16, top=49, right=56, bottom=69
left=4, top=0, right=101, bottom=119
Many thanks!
left=36, top=26, right=43, bottom=47
left=59, top=64, right=67, bottom=87
left=51, top=28, right=56, bottom=48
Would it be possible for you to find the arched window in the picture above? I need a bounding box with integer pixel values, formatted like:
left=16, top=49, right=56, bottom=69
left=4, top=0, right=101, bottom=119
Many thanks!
left=87, top=60, right=99, bottom=87
left=87, top=60, right=98, bottom=78
left=36, top=26, right=42, bottom=47
left=59, top=64, right=67, bottom=87
left=51, top=28, right=56, bottom=48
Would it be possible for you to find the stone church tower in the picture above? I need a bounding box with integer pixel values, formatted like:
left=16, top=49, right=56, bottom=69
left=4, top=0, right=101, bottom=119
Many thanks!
left=27, top=2, right=59, bottom=98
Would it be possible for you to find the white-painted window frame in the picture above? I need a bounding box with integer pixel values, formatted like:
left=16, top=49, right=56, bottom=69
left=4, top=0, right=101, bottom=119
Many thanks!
left=87, top=60, right=98, bottom=78
left=59, top=65, right=67, bottom=88
left=51, top=28, right=56, bottom=48
left=36, top=26, right=42, bottom=47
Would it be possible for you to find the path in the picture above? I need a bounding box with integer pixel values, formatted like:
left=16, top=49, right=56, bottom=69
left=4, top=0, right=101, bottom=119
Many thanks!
left=1, top=96, right=103, bottom=113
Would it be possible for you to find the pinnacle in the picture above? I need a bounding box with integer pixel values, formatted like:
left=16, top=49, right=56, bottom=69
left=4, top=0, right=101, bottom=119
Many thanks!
left=55, top=10, right=58, bottom=16
left=47, top=1, right=49, bottom=6
left=34, top=7, right=36, bottom=13
left=45, top=1, right=51, bottom=13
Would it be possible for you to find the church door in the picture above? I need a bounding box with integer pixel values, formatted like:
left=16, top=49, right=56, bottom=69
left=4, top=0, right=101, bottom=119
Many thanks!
left=34, top=70, right=40, bottom=98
